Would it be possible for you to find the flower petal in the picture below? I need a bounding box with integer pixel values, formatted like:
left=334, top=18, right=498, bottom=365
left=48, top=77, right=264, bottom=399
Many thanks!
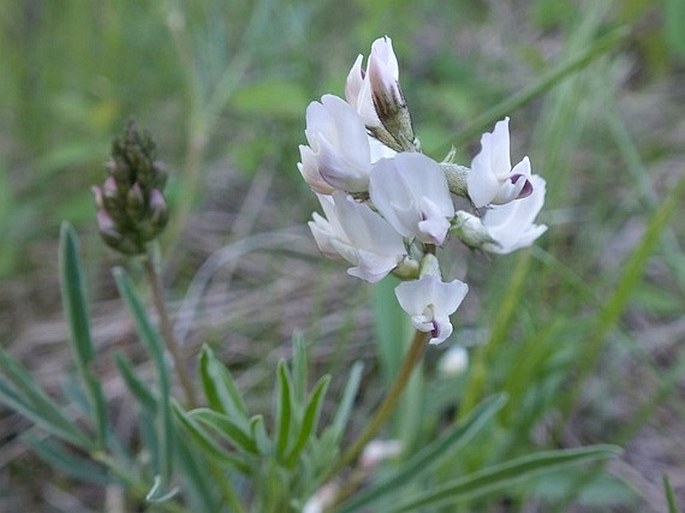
left=369, top=152, right=454, bottom=244
left=395, top=276, right=468, bottom=344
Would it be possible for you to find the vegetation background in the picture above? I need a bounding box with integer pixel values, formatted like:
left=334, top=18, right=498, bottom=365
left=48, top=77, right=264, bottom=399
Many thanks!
left=1, top=0, right=684, bottom=511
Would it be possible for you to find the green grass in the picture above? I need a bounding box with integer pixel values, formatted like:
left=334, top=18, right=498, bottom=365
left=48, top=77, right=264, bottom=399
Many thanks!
left=1, top=0, right=684, bottom=511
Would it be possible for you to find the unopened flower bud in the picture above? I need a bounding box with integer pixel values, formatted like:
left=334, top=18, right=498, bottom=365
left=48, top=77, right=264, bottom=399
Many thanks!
left=102, top=177, right=118, bottom=197
left=93, top=120, right=171, bottom=255
left=96, top=209, right=119, bottom=239
left=450, top=211, right=497, bottom=250
left=369, top=49, right=416, bottom=152
left=393, top=256, right=420, bottom=280
left=110, top=157, right=132, bottom=187
left=345, top=36, right=419, bottom=153
left=419, top=253, right=441, bottom=278
left=441, top=162, right=470, bottom=198
left=149, top=189, right=169, bottom=229
left=126, top=182, right=146, bottom=219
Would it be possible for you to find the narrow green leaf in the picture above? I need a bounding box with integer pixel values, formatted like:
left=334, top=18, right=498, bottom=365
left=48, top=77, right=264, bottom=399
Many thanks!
left=292, top=332, right=308, bottom=404
left=664, top=475, right=681, bottom=513
left=0, top=380, right=88, bottom=449
left=61, top=373, right=91, bottom=417
left=329, top=361, right=364, bottom=443
left=276, top=360, right=295, bottom=459
left=25, top=435, right=112, bottom=485
left=250, top=414, right=271, bottom=455
left=113, top=267, right=174, bottom=490
left=114, top=352, right=157, bottom=414
left=338, top=394, right=506, bottom=513
left=59, top=223, right=108, bottom=450
left=386, top=445, right=622, bottom=512
left=172, top=403, right=250, bottom=474
left=285, top=375, right=331, bottom=467
left=199, top=345, right=248, bottom=419
left=190, top=408, right=258, bottom=455
left=0, top=352, right=92, bottom=449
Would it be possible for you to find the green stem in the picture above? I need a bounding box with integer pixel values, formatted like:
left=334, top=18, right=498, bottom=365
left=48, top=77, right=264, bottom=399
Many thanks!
left=329, top=329, right=430, bottom=479
left=143, top=251, right=198, bottom=408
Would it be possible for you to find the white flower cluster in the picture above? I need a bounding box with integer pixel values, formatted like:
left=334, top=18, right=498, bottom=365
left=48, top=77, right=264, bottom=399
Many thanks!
left=299, top=36, right=547, bottom=344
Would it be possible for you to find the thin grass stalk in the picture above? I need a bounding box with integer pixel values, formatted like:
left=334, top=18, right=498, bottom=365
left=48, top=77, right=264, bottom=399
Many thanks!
left=557, top=176, right=685, bottom=424
left=459, top=250, right=531, bottom=418
left=450, top=25, right=629, bottom=149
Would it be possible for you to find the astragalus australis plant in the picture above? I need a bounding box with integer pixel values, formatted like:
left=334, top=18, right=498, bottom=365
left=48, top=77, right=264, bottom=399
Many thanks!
left=0, top=38, right=623, bottom=513
left=301, top=36, right=548, bottom=345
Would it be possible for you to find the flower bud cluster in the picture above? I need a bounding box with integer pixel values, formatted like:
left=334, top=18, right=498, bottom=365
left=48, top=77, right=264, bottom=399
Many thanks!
left=299, top=36, right=547, bottom=344
left=93, top=121, right=169, bottom=255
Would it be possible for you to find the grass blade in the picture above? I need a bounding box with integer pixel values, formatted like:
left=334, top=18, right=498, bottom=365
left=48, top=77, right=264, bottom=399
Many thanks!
left=59, top=223, right=108, bottom=450
left=461, top=251, right=531, bottom=417
left=451, top=25, right=629, bottom=147
left=337, top=394, right=506, bottom=513
left=387, top=445, right=622, bottom=512
left=664, top=475, right=681, bottom=513
left=559, top=176, right=685, bottom=420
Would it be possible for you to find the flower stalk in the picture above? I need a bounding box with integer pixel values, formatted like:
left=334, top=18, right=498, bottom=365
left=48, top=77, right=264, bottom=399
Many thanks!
left=321, top=328, right=430, bottom=510
left=330, top=328, right=430, bottom=478
left=143, top=247, right=198, bottom=407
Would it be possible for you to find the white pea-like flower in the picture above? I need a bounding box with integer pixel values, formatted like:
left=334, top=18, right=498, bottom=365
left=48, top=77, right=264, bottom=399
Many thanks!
left=395, top=275, right=469, bottom=345
left=467, top=117, right=533, bottom=208
left=308, top=192, right=407, bottom=283
left=369, top=152, right=454, bottom=245
left=300, top=94, right=376, bottom=193
left=297, top=145, right=336, bottom=195
left=481, top=174, right=548, bottom=254
left=345, top=36, right=400, bottom=130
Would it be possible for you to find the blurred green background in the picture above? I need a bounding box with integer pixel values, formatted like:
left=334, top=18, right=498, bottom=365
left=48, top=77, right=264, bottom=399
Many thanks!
left=1, top=0, right=685, bottom=511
